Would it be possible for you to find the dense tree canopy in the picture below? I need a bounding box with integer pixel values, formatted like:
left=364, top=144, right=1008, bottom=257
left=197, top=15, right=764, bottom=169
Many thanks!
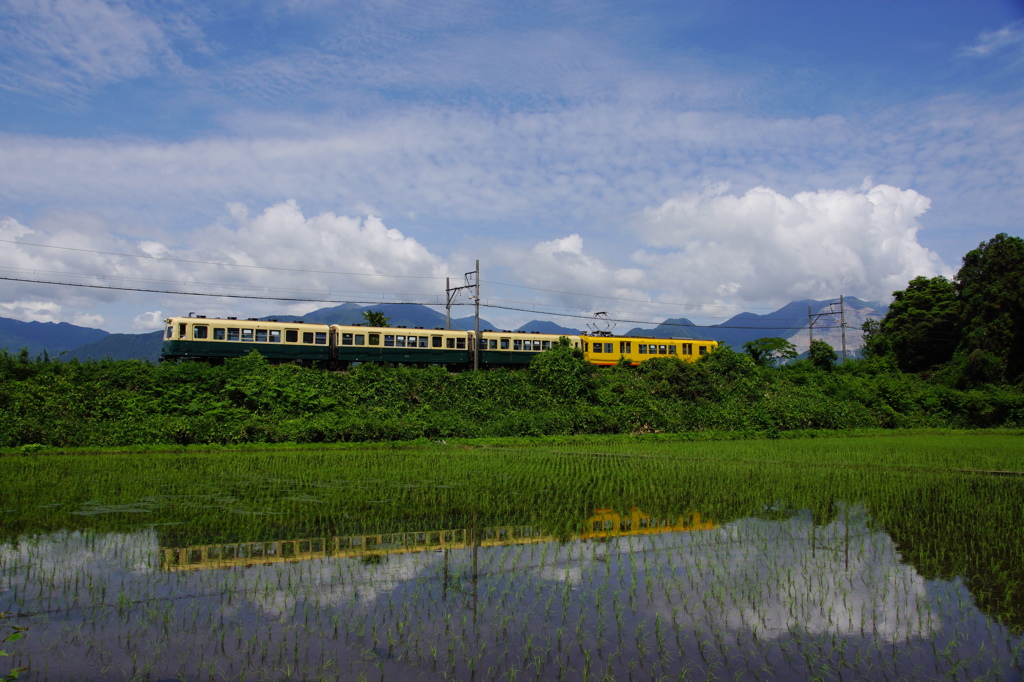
left=743, top=337, right=798, bottom=367
left=864, top=276, right=958, bottom=373
left=865, top=233, right=1023, bottom=385
left=955, top=233, right=1024, bottom=384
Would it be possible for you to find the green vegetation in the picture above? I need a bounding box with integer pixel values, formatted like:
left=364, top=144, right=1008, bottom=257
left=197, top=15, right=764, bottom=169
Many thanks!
left=0, top=434, right=1021, bottom=679
left=1, top=337, right=1022, bottom=448
left=865, top=233, right=1024, bottom=386
left=742, top=336, right=798, bottom=367
left=361, top=309, right=392, bottom=327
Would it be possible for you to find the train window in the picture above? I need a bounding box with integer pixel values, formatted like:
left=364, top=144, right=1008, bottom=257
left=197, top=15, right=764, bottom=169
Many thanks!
left=395, top=335, right=406, bottom=348
left=342, top=333, right=353, bottom=346
left=489, top=340, right=497, bottom=350
left=500, top=338, right=510, bottom=350
left=178, top=323, right=187, bottom=338
left=384, top=335, right=395, bottom=347
left=419, top=337, right=429, bottom=348
left=446, top=338, right=455, bottom=349
left=457, top=338, right=466, bottom=349
left=302, top=332, right=313, bottom=344
left=285, top=330, right=297, bottom=343
left=541, top=340, right=551, bottom=350
left=241, top=329, right=254, bottom=342
left=255, top=330, right=267, bottom=342
left=514, top=340, right=523, bottom=351
left=658, top=345, right=667, bottom=354
left=228, top=328, right=240, bottom=342
left=478, top=338, right=487, bottom=350
left=699, top=345, right=708, bottom=355
left=193, top=325, right=208, bottom=339
left=620, top=342, right=631, bottom=353
left=431, top=336, right=442, bottom=348
left=165, top=326, right=173, bottom=340
left=604, top=343, right=613, bottom=353
left=269, top=330, right=281, bottom=343
left=368, top=333, right=379, bottom=345
left=355, top=334, right=365, bottom=345
left=315, top=332, right=327, bottom=345
left=681, top=343, right=692, bottom=355
left=639, top=344, right=647, bottom=354
left=668, top=345, right=677, bottom=354
left=214, top=328, right=226, bottom=340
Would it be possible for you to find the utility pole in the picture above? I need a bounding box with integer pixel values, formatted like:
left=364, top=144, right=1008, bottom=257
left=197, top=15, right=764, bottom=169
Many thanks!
left=840, top=294, right=847, bottom=364
left=808, top=297, right=847, bottom=363
left=474, top=260, right=481, bottom=372
left=445, top=262, right=481, bottom=370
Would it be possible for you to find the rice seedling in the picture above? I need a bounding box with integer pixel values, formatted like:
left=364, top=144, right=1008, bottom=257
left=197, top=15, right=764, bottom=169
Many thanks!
left=0, top=432, right=1020, bottom=679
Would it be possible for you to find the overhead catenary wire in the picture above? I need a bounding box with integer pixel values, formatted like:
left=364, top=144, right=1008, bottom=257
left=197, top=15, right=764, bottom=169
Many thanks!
left=3, top=237, right=785, bottom=311
left=0, top=274, right=844, bottom=331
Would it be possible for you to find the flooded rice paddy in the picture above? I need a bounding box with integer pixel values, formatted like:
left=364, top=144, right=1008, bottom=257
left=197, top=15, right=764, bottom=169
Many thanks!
left=1, top=433, right=1022, bottom=680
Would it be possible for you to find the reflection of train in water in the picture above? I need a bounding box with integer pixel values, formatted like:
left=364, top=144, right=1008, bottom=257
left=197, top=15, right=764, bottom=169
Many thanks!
left=160, top=316, right=718, bottom=369
left=160, top=509, right=716, bottom=571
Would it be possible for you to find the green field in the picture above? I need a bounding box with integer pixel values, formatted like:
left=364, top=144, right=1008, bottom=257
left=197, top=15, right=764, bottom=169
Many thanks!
left=1, top=431, right=1022, bottom=680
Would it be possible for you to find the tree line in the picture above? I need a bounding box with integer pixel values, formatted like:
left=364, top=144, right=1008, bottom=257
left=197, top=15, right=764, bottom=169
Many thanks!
left=860, top=233, right=1023, bottom=386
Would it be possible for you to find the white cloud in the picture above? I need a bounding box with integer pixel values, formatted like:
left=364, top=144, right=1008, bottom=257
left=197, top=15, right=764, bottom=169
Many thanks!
left=0, top=0, right=173, bottom=95
left=0, top=300, right=62, bottom=323
left=962, top=21, right=1024, bottom=58
left=132, top=311, right=163, bottom=330
left=632, top=183, right=952, bottom=305
left=72, top=312, right=104, bottom=328
left=0, top=202, right=451, bottom=328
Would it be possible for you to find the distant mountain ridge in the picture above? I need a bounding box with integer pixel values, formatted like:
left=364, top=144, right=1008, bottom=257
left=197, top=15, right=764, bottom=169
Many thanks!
left=0, top=318, right=108, bottom=359
left=0, top=298, right=887, bottom=362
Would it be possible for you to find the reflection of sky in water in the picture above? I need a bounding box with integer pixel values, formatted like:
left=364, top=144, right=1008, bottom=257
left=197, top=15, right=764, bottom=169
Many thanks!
left=1, top=509, right=1020, bottom=681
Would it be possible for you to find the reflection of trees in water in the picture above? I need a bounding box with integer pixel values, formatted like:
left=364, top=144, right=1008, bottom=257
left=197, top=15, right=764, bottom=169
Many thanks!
left=866, top=473, right=1024, bottom=635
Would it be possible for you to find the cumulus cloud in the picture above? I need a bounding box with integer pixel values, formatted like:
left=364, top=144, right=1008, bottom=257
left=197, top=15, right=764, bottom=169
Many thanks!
left=72, top=312, right=104, bottom=328
left=0, top=202, right=451, bottom=328
left=485, top=232, right=654, bottom=325
left=631, top=183, right=952, bottom=305
left=132, top=311, right=164, bottom=330
left=0, top=300, right=62, bottom=323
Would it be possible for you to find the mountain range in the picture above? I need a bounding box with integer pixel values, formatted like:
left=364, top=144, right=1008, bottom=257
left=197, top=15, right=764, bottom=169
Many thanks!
left=0, top=298, right=886, bottom=363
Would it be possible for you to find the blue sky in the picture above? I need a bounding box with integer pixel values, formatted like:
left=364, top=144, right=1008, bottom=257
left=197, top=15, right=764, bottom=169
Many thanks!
left=1, top=0, right=1022, bottom=333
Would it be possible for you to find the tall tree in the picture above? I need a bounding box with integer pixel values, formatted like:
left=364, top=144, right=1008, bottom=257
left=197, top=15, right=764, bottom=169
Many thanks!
left=954, top=233, right=1024, bottom=383
left=361, top=310, right=392, bottom=328
left=865, top=276, right=959, bottom=373
left=743, top=337, right=798, bottom=367
left=808, top=340, right=838, bottom=371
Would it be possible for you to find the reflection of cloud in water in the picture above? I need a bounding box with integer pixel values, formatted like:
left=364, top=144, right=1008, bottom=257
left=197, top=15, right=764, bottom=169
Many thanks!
left=0, top=530, right=159, bottom=609
left=500, top=507, right=935, bottom=641
left=0, top=510, right=1015, bottom=681
left=244, top=549, right=444, bottom=619
left=709, top=511, right=937, bottom=641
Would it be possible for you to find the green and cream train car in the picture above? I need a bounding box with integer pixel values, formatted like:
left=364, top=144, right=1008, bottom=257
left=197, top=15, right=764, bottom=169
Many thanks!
left=161, top=315, right=717, bottom=369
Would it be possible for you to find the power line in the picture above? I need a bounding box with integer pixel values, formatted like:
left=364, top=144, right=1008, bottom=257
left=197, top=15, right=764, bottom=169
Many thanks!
left=2, top=275, right=818, bottom=331
left=5, top=238, right=785, bottom=311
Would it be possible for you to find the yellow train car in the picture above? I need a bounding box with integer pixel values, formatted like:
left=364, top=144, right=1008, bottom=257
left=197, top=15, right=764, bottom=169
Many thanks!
left=581, top=334, right=718, bottom=366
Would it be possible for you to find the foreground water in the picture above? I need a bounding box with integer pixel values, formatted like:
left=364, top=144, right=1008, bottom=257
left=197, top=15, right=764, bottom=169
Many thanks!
left=0, top=435, right=1022, bottom=680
